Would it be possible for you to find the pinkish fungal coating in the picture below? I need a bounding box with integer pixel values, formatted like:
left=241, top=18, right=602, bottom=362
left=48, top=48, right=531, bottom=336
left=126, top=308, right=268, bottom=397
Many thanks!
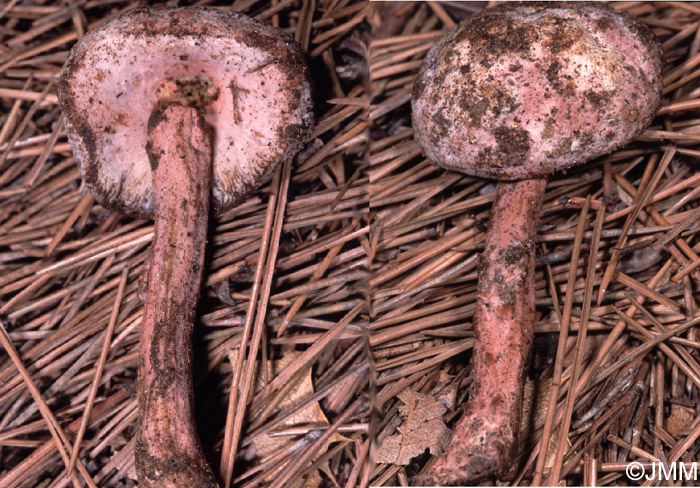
left=412, top=2, right=662, bottom=180
left=59, top=7, right=313, bottom=217
left=411, top=2, right=662, bottom=485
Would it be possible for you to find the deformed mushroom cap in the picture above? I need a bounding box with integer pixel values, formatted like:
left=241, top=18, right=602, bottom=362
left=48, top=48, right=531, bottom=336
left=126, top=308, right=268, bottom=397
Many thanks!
left=59, top=7, right=314, bottom=217
left=411, top=2, right=662, bottom=180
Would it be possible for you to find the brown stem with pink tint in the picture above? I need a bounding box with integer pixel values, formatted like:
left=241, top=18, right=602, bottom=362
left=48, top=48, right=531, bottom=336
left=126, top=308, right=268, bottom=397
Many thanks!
left=136, top=104, right=218, bottom=487
left=427, top=178, right=546, bottom=485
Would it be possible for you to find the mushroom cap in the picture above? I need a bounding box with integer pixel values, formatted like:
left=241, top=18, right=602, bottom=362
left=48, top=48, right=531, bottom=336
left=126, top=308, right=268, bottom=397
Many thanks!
left=59, top=7, right=314, bottom=217
left=411, top=2, right=662, bottom=180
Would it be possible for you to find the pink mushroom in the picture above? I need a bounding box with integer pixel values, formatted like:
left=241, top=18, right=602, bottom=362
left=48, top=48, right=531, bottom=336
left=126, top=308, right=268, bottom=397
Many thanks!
left=411, top=3, right=661, bottom=483
left=58, top=8, right=313, bottom=487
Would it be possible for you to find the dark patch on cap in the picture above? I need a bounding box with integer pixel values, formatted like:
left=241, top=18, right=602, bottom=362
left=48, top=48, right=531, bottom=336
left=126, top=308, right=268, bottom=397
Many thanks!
left=462, top=96, right=488, bottom=122
left=116, top=7, right=229, bottom=39
left=431, top=110, right=451, bottom=140
left=235, top=26, right=308, bottom=89
left=75, top=121, right=98, bottom=176
left=546, top=136, right=572, bottom=159
left=585, top=89, right=612, bottom=108
left=541, top=14, right=578, bottom=54
left=545, top=61, right=561, bottom=89
left=595, top=14, right=616, bottom=31
left=493, top=126, right=531, bottom=165
left=412, top=74, right=428, bottom=100
left=453, top=11, right=537, bottom=66
left=284, top=123, right=307, bottom=141
left=475, top=126, right=531, bottom=176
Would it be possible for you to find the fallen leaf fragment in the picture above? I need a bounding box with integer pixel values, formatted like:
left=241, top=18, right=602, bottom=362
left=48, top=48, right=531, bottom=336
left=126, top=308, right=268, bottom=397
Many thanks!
left=248, top=351, right=345, bottom=488
left=376, top=390, right=450, bottom=465
left=667, top=404, right=694, bottom=438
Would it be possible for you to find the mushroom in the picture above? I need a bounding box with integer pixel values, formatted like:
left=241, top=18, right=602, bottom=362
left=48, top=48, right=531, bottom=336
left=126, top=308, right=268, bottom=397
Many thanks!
left=58, top=8, right=313, bottom=487
left=411, top=3, right=661, bottom=483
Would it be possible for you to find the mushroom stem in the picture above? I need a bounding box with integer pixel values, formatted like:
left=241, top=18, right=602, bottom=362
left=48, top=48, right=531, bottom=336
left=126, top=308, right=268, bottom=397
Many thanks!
left=428, top=178, right=546, bottom=484
left=136, top=104, right=218, bottom=487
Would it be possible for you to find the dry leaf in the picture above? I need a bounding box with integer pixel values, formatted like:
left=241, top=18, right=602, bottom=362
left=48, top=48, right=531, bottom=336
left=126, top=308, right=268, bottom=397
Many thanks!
left=617, top=247, right=664, bottom=274
left=249, top=352, right=345, bottom=488
left=667, top=404, right=694, bottom=438
left=617, top=185, right=634, bottom=206
left=376, top=390, right=451, bottom=465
